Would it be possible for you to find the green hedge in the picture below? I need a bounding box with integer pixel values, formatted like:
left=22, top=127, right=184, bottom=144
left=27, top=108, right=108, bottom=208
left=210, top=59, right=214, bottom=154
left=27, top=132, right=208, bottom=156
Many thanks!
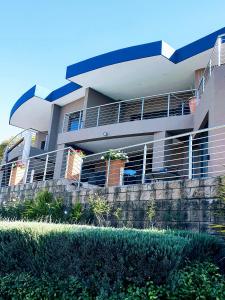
left=1, top=263, right=225, bottom=299
left=0, top=221, right=224, bottom=297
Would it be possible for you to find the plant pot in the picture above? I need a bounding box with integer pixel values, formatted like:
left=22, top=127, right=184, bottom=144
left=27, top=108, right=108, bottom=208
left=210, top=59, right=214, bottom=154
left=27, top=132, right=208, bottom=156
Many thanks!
left=189, top=97, right=198, bottom=114
left=106, top=159, right=125, bottom=187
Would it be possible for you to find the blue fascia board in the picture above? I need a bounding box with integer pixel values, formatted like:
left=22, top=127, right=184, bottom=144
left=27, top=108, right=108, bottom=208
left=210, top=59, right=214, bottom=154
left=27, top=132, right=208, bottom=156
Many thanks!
left=170, top=27, right=225, bottom=63
left=10, top=85, right=36, bottom=121
left=66, top=41, right=162, bottom=78
left=10, top=82, right=82, bottom=123
left=46, top=82, right=82, bottom=101
left=66, top=27, right=225, bottom=79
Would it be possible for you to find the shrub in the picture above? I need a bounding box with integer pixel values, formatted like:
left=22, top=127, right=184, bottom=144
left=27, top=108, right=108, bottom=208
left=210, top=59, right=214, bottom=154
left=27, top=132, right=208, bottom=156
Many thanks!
left=22, top=190, right=66, bottom=222
left=0, top=273, right=90, bottom=300
left=70, top=202, right=84, bottom=223
left=0, top=199, right=27, bottom=220
left=0, top=221, right=224, bottom=296
left=88, top=194, right=111, bottom=226
left=169, top=262, right=225, bottom=299
left=0, top=263, right=225, bottom=299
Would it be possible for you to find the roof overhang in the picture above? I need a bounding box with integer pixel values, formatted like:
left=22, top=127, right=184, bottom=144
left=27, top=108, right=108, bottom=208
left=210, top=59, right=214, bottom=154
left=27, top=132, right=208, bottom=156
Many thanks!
left=10, top=27, right=225, bottom=131
left=10, top=83, right=85, bottom=131
left=66, top=28, right=225, bottom=99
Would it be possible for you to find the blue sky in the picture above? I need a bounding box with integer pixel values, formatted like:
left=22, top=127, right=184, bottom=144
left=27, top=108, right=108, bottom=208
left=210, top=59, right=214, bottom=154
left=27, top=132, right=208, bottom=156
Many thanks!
left=1, top=0, right=225, bottom=142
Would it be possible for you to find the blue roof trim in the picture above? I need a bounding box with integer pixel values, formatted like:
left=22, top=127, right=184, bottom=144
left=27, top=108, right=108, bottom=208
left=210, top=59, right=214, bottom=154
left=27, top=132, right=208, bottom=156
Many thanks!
left=10, top=85, right=36, bottom=120
left=45, top=82, right=82, bottom=101
left=170, top=27, right=225, bottom=63
left=10, top=27, right=225, bottom=125
left=66, top=27, right=225, bottom=79
left=10, top=82, right=82, bottom=123
left=66, top=41, right=162, bottom=78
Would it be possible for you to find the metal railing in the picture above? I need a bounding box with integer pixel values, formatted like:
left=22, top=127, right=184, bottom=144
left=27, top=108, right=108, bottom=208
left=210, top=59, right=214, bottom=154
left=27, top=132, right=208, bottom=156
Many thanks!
left=1, top=124, right=225, bottom=189
left=62, top=89, right=195, bottom=133
left=6, top=129, right=37, bottom=153
left=79, top=124, right=225, bottom=187
left=0, top=147, right=71, bottom=187
left=197, top=34, right=225, bottom=99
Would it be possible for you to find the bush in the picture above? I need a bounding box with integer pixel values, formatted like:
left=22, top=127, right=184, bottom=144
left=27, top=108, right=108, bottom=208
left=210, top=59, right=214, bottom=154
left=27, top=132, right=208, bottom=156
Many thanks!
left=0, top=263, right=225, bottom=299
left=22, top=191, right=66, bottom=222
left=0, top=273, right=90, bottom=300
left=169, top=262, right=225, bottom=299
left=0, top=191, right=86, bottom=224
left=0, top=221, right=224, bottom=297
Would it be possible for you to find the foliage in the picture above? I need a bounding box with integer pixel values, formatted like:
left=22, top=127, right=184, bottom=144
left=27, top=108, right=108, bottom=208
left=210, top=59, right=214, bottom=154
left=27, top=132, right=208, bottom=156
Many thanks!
left=0, top=191, right=86, bottom=224
left=101, top=149, right=129, bottom=161
left=211, top=176, right=225, bottom=236
left=88, top=194, right=111, bottom=226
left=0, top=273, right=90, bottom=300
left=70, top=202, right=84, bottom=223
left=0, top=139, right=10, bottom=161
left=0, top=262, right=225, bottom=299
left=113, top=207, right=122, bottom=221
left=0, top=221, right=224, bottom=297
left=168, top=262, right=225, bottom=299
left=21, top=190, right=65, bottom=222
left=70, top=149, right=86, bottom=158
left=0, top=199, right=27, bottom=220
left=146, top=197, right=156, bottom=224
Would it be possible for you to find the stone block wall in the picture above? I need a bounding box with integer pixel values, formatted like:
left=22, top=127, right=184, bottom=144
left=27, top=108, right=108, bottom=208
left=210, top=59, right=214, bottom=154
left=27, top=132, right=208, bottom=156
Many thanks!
left=0, top=177, right=224, bottom=232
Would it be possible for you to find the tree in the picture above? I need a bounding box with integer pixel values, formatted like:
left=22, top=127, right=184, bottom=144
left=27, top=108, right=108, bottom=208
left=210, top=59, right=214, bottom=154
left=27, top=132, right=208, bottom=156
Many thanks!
left=0, top=140, right=9, bottom=162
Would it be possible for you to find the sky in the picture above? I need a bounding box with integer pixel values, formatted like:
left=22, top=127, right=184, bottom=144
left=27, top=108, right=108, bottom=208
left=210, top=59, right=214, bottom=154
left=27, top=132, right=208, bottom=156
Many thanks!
left=0, top=0, right=225, bottom=142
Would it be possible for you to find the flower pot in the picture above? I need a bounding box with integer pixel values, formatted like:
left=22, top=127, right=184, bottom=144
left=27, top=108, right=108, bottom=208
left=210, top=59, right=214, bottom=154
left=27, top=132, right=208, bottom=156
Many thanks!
left=189, top=97, right=198, bottom=114
left=106, top=159, right=125, bottom=187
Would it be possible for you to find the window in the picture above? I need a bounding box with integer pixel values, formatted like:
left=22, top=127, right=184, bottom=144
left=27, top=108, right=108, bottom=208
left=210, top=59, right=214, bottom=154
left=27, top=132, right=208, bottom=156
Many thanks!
left=68, top=111, right=83, bottom=132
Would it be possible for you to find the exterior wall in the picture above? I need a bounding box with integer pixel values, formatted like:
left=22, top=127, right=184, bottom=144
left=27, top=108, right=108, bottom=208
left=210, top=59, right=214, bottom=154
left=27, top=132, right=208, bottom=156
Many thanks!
left=33, top=132, right=48, bottom=149
left=84, top=88, right=114, bottom=108
left=195, top=68, right=204, bottom=88
left=58, top=97, right=85, bottom=133
left=0, top=178, right=224, bottom=233
left=194, top=65, right=225, bottom=130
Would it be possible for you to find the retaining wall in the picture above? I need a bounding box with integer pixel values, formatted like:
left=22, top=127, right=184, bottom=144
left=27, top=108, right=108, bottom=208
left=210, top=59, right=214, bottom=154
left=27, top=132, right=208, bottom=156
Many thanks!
left=0, top=178, right=224, bottom=232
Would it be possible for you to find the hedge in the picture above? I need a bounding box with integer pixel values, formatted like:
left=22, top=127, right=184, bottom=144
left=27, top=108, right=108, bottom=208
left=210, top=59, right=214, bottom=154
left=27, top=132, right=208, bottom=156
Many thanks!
left=1, top=263, right=225, bottom=299
left=0, top=221, right=224, bottom=297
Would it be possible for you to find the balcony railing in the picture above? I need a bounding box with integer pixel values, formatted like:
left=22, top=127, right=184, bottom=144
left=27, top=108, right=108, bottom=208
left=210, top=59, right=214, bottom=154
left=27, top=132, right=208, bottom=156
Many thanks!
left=62, top=89, right=195, bottom=133
left=1, top=124, right=225, bottom=188
left=197, top=34, right=225, bottom=99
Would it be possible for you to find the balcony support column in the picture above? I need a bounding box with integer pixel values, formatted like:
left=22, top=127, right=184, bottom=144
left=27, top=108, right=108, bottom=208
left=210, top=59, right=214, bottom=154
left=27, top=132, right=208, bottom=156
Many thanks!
left=47, top=104, right=61, bottom=151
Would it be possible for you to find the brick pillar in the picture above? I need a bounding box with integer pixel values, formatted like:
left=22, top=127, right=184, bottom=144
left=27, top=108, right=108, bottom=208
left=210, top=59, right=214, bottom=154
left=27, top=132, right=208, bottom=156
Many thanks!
left=65, top=151, right=83, bottom=181
left=9, top=163, right=26, bottom=186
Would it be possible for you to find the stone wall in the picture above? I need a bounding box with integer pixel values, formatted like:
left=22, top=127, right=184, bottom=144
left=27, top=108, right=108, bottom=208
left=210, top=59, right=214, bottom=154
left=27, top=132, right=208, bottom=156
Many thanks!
left=0, top=178, right=224, bottom=232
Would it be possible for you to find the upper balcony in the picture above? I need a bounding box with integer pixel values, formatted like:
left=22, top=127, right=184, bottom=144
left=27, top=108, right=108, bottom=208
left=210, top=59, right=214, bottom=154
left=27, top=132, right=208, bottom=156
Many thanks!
left=62, top=89, right=195, bottom=134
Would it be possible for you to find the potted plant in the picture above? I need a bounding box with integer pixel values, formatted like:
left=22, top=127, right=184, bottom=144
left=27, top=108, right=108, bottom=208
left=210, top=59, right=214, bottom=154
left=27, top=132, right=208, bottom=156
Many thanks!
left=65, top=149, right=85, bottom=180
left=101, top=150, right=128, bottom=187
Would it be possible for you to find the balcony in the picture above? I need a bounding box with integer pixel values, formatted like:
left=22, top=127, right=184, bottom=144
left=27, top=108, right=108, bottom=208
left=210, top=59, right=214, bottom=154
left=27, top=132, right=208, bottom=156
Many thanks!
left=62, top=90, right=196, bottom=133
left=4, top=129, right=48, bottom=163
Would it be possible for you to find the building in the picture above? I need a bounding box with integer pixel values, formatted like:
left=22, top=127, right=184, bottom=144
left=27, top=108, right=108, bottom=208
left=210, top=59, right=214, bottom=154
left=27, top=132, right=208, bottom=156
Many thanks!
left=2, top=28, right=225, bottom=187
